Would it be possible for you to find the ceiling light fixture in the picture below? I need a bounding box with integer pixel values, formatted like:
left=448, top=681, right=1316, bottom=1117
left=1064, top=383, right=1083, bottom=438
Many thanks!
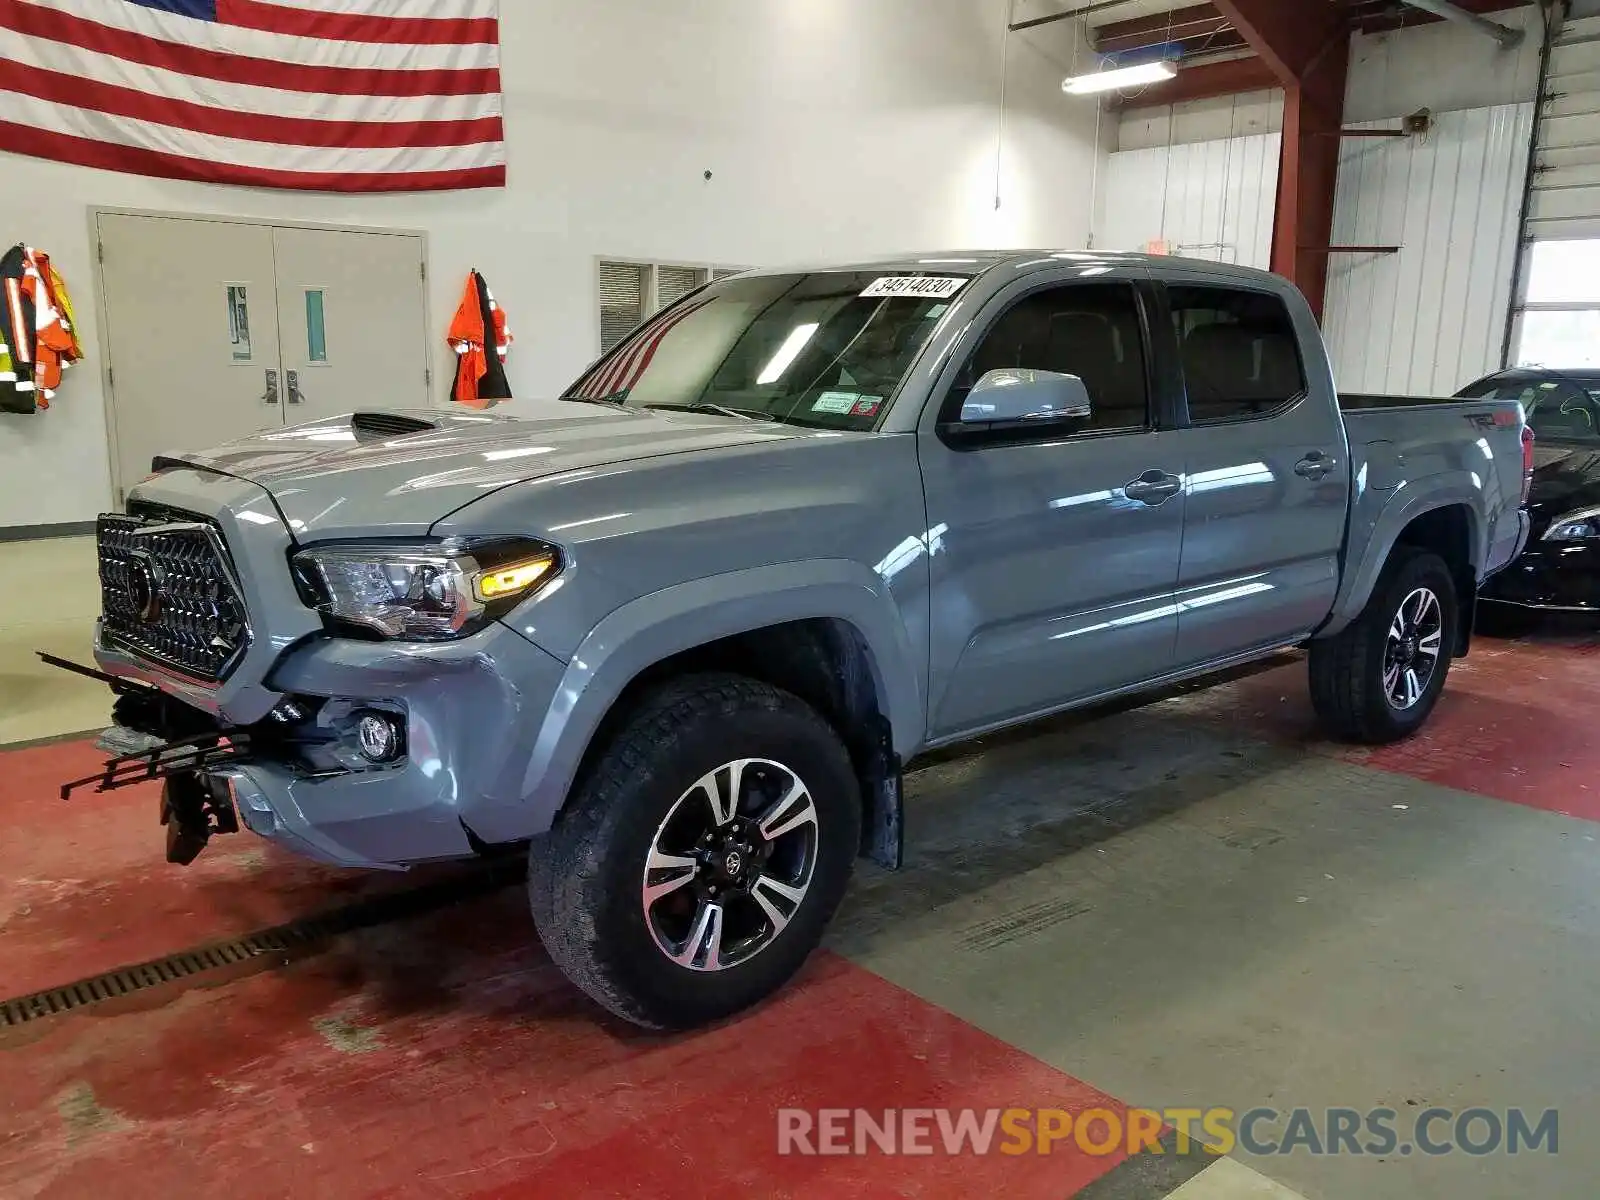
left=1062, top=61, right=1176, bottom=95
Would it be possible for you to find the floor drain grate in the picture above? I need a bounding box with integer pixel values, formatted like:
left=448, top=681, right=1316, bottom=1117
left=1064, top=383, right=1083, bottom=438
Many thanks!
left=0, top=857, right=523, bottom=1029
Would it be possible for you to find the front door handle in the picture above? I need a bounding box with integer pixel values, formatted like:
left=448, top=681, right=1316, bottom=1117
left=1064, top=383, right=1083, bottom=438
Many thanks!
left=261, top=368, right=279, bottom=405
left=1124, top=470, right=1183, bottom=505
left=286, top=369, right=304, bottom=406
left=1295, top=451, right=1333, bottom=480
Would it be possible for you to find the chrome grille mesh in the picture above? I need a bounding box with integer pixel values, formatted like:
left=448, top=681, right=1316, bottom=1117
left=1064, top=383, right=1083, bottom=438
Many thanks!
left=98, top=507, right=250, bottom=683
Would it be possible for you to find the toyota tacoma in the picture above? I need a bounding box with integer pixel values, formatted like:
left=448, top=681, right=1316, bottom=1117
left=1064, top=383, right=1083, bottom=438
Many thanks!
left=64, top=252, right=1532, bottom=1029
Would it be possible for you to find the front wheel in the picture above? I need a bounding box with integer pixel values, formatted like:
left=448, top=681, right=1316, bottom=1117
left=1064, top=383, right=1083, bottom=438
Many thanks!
left=1309, top=549, right=1458, bottom=744
left=527, top=674, right=861, bottom=1030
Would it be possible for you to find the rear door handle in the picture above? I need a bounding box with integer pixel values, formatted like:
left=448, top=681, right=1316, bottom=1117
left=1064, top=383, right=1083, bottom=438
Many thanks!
left=1295, top=452, right=1332, bottom=480
left=1124, top=471, right=1183, bottom=505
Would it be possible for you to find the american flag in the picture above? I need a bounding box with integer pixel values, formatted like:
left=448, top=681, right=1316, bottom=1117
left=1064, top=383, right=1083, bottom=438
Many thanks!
left=0, top=0, right=505, bottom=192
left=575, top=298, right=715, bottom=401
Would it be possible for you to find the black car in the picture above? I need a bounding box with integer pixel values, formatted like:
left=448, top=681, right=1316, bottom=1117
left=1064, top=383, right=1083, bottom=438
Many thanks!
left=1457, top=367, right=1600, bottom=615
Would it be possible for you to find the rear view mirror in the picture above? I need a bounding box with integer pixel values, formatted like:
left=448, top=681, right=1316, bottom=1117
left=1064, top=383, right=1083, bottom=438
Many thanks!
left=959, top=369, right=1093, bottom=426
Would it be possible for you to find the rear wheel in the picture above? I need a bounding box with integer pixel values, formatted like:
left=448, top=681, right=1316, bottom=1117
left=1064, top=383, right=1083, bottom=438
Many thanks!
left=1310, top=549, right=1458, bottom=744
left=527, top=673, right=861, bottom=1030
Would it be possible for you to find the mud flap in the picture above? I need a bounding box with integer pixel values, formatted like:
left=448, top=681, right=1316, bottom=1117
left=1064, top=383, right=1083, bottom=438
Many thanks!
left=860, top=726, right=904, bottom=870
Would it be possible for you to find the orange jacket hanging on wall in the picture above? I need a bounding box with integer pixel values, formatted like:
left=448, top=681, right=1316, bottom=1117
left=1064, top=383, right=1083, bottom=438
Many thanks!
left=447, top=269, right=513, bottom=407
left=1, top=243, right=83, bottom=414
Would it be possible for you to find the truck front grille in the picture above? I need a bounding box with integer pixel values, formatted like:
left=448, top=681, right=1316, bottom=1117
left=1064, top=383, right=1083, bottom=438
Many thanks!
left=98, top=507, right=251, bottom=683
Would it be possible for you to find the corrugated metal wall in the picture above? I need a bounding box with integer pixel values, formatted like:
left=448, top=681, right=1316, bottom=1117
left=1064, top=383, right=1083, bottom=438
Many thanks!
left=1322, top=102, right=1535, bottom=397
left=1099, top=132, right=1281, bottom=267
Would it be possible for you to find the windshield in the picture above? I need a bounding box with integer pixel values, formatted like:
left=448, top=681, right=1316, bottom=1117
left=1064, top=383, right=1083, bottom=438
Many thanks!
left=1457, top=373, right=1600, bottom=444
left=563, top=271, right=967, bottom=430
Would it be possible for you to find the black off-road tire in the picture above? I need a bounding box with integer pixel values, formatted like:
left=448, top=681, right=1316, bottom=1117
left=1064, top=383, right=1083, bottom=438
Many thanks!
left=1309, top=549, right=1459, bottom=745
left=527, top=673, right=861, bottom=1030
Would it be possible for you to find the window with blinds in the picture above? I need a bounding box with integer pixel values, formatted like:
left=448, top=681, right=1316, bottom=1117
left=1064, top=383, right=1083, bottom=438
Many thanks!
left=598, top=262, right=648, bottom=354
left=656, top=265, right=705, bottom=309
left=597, top=260, right=747, bottom=353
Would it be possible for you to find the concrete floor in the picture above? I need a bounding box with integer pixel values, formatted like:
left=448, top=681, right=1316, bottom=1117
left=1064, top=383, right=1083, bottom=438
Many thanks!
left=2, top=536, right=1597, bottom=1198
left=0, top=536, right=107, bottom=747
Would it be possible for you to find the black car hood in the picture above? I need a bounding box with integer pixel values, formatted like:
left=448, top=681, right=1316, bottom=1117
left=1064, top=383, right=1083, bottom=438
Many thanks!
left=1528, top=443, right=1600, bottom=533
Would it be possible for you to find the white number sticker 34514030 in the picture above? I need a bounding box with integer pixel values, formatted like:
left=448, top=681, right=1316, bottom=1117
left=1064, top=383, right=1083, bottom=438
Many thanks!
left=860, top=276, right=968, bottom=299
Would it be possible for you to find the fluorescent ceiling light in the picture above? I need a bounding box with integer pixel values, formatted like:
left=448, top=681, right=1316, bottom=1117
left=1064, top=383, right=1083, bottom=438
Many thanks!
left=756, top=322, right=820, bottom=384
left=1063, top=61, right=1176, bottom=94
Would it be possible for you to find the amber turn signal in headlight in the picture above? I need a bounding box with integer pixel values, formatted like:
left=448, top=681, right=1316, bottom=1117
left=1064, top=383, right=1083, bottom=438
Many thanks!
left=474, top=556, right=557, bottom=602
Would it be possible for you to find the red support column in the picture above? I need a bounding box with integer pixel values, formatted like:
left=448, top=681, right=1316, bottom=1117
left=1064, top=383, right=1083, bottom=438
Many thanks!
left=1275, top=37, right=1349, bottom=320
left=1213, top=0, right=1352, bottom=321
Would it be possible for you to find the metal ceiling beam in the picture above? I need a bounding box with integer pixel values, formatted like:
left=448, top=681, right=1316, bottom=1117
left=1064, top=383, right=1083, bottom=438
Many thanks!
left=1009, top=0, right=1136, bottom=33
left=1092, top=3, right=1231, bottom=53
left=1108, top=53, right=1279, bottom=106
left=1211, top=0, right=1345, bottom=85
left=1398, top=0, right=1524, bottom=46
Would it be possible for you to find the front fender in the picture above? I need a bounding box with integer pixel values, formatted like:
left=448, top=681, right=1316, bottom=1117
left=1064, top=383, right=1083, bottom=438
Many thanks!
left=1321, top=474, right=1486, bottom=636
left=466, top=559, right=924, bottom=844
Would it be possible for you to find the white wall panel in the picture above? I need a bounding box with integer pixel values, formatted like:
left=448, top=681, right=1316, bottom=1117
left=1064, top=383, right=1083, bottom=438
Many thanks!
left=1116, top=90, right=1284, bottom=152
left=1322, top=103, right=1534, bottom=397
left=1099, top=132, right=1280, bottom=267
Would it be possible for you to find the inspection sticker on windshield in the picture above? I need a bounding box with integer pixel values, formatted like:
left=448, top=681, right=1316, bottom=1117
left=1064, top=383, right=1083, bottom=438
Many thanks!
left=860, top=276, right=967, bottom=299
left=813, top=391, right=869, bottom=414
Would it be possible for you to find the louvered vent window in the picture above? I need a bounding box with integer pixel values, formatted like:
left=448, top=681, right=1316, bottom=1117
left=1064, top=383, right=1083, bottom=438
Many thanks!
left=657, top=265, right=705, bottom=309
left=597, top=261, right=748, bottom=353
left=599, top=262, right=648, bottom=353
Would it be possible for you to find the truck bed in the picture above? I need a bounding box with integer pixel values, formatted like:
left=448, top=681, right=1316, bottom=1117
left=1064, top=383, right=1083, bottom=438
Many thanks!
left=1339, top=392, right=1487, bottom=412
left=1328, top=392, right=1529, bottom=627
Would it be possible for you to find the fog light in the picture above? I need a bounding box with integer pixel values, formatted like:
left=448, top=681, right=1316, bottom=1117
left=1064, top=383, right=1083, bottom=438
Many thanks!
left=355, top=711, right=404, bottom=763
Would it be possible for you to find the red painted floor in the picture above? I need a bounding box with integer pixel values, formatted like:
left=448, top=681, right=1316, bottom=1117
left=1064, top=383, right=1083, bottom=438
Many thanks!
left=5, top=632, right=1596, bottom=1198
left=0, top=889, right=1130, bottom=1200
left=0, top=739, right=404, bottom=997
left=1165, top=634, right=1600, bottom=822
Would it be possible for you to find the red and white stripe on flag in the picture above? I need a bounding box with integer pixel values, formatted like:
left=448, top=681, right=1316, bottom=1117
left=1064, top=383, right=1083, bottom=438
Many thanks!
left=0, top=0, right=505, bottom=192
left=577, top=298, right=715, bottom=401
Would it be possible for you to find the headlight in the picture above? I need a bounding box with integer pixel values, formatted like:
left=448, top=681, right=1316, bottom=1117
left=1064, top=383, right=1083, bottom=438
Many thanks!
left=294, top=539, right=559, bottom=639
left=1541, top=506, right=1600, bottom=543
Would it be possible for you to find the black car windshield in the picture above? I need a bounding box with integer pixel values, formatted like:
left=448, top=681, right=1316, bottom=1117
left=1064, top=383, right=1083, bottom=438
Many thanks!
left=562, top=271, right=968, bottom=430
left=1457, top=372, right=1600, bottom=445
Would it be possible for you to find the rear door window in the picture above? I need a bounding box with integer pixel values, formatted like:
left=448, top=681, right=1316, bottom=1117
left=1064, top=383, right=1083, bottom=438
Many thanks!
left=1169, top=286, right=1307, bottom=424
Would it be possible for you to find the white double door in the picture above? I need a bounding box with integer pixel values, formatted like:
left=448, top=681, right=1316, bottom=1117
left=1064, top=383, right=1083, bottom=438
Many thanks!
left=97, top=213, right=431, bottom=502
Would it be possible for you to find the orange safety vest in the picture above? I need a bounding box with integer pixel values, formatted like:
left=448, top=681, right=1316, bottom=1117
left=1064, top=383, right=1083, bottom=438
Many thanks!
left=447, top=269, right=513, bottom=407
left=30, top=248, right=82, bottom=404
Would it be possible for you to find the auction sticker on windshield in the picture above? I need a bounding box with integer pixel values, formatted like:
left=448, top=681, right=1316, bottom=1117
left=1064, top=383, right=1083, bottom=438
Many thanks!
left=861, top=276, right=967, bottom=299
left=814, top=391, right=873, bottom=414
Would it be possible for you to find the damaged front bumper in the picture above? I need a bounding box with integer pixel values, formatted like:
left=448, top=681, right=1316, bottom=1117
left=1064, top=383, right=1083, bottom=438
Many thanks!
left=58, top=602, right=568, bottom=872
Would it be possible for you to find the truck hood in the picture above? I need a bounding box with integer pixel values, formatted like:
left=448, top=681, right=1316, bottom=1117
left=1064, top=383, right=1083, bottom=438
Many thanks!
left=159, top=405, right=806, bottom=540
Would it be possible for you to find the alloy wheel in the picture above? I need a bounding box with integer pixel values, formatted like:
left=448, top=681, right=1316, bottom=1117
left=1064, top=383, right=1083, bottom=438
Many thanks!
left=1383, top=586, right=1444, bottom=710
left=640, top=758, right=819, bottom=972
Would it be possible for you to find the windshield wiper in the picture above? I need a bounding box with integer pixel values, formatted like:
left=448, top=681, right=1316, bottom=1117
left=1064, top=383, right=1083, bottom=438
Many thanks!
left=644, top=402, right=778, bottom=423
left=559, top=393, right=628, bottom=408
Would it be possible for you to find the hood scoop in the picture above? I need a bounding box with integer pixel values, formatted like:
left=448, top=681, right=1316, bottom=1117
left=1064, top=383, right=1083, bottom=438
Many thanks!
left=351, top=411, right=438, bottom=439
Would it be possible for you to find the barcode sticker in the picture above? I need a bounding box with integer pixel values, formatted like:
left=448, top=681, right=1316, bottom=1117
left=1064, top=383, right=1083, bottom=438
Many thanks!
left=860, top=276, right=968, bottom=299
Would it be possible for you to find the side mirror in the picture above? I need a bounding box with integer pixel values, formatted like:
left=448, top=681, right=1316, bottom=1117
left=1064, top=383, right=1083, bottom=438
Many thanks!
left=958, top=368, right=1093, bottom=426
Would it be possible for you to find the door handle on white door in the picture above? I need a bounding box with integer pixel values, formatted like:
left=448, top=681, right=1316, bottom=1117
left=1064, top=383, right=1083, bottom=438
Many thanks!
left=261, top=368, right=279, bottom=404
left=286, top=369, right=304, bottom=406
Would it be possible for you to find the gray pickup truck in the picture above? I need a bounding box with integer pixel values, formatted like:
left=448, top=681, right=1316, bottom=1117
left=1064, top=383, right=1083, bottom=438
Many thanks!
left=71, top=252, right=1531, bottom=1029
